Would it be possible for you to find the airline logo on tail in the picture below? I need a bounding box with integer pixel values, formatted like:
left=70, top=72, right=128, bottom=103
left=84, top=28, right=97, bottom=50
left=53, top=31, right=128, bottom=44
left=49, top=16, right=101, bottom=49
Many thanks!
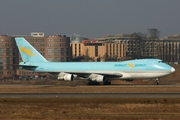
left=20, top=45, right=35, bottom=56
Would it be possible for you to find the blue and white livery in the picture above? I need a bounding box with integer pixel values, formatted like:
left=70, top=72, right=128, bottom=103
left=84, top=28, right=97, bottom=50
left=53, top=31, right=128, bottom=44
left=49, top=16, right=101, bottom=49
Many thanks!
left=15, top=37, right=175, bottom=85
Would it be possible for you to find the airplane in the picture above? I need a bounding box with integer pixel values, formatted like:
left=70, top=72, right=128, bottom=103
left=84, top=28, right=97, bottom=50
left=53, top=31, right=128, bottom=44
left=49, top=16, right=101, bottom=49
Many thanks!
left=15, top=37, right=175, bottom=85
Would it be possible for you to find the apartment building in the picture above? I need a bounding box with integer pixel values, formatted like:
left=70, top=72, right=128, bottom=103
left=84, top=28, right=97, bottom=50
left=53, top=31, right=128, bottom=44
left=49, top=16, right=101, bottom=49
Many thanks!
left=0, top=33, right=71, bottom=78
left=23, top=35, right=71, bottom=62
left=96, top=34, right=158, bottom=59
left=96, top=33, right=180, bottom=63
left=159, top=35, right=180, bottom=63
left=71, top=41, right=126, bottom=62
left=0, top=35, right=18, bottom=78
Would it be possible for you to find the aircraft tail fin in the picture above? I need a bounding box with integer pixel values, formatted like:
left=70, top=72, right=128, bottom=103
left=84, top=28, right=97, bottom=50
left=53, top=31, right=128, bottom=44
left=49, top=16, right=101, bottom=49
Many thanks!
left=15, top=37, right=48, bottom=63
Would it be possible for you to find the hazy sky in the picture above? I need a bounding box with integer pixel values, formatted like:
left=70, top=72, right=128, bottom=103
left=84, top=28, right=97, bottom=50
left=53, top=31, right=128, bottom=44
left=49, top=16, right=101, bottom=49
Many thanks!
left=0, top=0, right=180, bottom=38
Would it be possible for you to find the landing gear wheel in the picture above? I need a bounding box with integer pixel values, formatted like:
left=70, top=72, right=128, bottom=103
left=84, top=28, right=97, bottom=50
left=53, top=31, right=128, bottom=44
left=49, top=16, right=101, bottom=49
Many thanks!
left=103, top=81, right=111, bottom=85
left=154, top=78, right=159, bottom=85
left=154, top=81, right=159, bottom=85
left=87, top=81, right=100, bottom=85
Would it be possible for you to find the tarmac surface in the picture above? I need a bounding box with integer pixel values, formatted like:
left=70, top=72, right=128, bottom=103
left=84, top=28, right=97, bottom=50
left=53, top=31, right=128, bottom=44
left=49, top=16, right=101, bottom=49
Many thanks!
left=0, top=84, right=180, bottom=98
left=0, top=93, right=180, bottom=98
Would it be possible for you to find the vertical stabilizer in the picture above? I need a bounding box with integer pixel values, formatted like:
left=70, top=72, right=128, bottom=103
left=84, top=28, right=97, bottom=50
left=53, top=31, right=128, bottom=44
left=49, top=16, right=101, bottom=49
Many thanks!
left=15, top=37, right=48, bottom=63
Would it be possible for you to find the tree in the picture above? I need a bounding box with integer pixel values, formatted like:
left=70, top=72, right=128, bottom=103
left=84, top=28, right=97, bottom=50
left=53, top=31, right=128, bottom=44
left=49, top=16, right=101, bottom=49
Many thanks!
left=131, top=32, right=146, bottom=59
left=83, top=48, right=93, bottom=61
left=148, top=28, right=160, bottom=58
left=148, top=28, right=160, bottom=40
left=85, top=48, right=89, bottom=56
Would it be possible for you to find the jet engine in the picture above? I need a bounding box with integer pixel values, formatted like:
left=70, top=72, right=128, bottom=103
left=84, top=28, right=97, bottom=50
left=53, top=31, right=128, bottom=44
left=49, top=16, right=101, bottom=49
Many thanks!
left=90, top=75, right=105, bottom=82
left=58, top=73, right=74, bottom=81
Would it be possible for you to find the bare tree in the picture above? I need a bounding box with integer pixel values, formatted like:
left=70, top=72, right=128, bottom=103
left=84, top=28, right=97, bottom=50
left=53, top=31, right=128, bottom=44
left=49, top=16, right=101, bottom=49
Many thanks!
left=83, top=48, right=93, bottom=61
left=131, top=32, right=146, bottom=59
left=148, top=28, right=160, bottom=39
left=148, top=28, right=160, bottom=58
left=85, top=48, right=89, bottom=56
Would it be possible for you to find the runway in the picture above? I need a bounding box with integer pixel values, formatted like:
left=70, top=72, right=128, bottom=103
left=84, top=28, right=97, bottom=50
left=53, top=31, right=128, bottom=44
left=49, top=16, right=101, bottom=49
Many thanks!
left=0, top=84, right=180, bottom=98
left=0, top=93, right=180, bottom=98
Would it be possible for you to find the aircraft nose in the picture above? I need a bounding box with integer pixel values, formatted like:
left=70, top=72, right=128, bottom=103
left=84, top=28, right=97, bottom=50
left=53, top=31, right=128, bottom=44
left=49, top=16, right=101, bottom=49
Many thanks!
left=171, top=67, right=175, bottom=73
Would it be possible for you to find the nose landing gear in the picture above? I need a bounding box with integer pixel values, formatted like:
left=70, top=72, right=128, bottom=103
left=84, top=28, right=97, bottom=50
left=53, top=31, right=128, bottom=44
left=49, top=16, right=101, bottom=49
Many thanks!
left=154, top=78, right=159, bottom=85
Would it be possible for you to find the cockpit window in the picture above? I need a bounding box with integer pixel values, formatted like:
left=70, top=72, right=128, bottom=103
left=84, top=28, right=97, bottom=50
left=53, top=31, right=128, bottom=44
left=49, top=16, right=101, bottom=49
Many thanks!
left=158, top=61, right=165, bottom=63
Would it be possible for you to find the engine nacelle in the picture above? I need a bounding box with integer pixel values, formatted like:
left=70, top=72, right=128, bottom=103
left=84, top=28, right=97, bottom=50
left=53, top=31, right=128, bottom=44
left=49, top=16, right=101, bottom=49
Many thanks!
left=91, top=75, right=105, bottom=82
left=64, top=74, right=74, bottom=81
left=58, top=73, right=74, bottom=81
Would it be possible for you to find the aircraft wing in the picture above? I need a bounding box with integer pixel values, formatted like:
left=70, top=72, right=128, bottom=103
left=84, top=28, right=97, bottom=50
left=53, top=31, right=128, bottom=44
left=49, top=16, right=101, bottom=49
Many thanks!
left=64, top=71, right=123, bottom=78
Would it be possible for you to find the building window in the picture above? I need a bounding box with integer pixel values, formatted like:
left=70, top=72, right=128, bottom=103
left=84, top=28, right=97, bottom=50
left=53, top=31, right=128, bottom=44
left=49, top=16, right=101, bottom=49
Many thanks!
left=6, top=57, right=10, bottom=64
left=48, top=48, right=52, bottom=55
left=116, top=44, right=119, bottom=56
left=0, top=48, right=3, bottom=55
left=6, top=48, right=10, bottom=56
left=54, top=58, right=58, bottom=62
left=95, top=46, right=98, bottom=57
left=13, top=48, right=16, bottom=56
left=6, top=57, right=10, bottom=70
left=61, top=57, right=64, bottom=62
left=13, top=57, right=16, bottom=64
left=47, top=58, right=52, bottom=62
left=0, top=58, right=3, bottom=69
left=61, top=48, right=64, bottom=56
left=48, top=44, right=53, bottom=46
left=66, top=57, right=69, bottom=62
left=66, top=48, right=69, bottom=55
left=54, top=48, right=58, bottom=55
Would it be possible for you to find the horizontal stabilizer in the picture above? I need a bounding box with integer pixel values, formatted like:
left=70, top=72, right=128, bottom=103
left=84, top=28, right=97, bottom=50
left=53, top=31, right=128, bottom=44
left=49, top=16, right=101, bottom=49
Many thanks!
left=19, top=64, right=38, bottom=67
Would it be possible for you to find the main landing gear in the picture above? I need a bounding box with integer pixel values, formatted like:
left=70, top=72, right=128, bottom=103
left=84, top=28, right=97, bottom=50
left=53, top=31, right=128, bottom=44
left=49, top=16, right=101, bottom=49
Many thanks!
left=103, top=80, right=111, bottom=85
left=154, top=78, right=159, bottom=85
left=87, top=80, right=111, bottom=85
left=87, top=81, right=100, bottom=85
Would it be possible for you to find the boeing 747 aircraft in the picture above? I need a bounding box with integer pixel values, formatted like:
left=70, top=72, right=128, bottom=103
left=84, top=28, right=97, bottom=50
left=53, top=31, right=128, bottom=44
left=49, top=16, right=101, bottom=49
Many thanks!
left=15, top=37, right=175, bottom=85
